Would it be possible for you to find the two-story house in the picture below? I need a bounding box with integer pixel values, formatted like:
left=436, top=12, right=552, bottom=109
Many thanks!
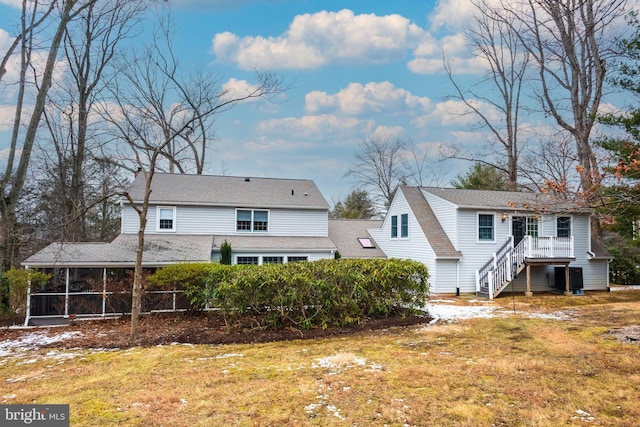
left=25, top=173, right=339, bottom=272
left=21, top=176, right=612, bottom=324
left=369, top=186, right=611, bottom=298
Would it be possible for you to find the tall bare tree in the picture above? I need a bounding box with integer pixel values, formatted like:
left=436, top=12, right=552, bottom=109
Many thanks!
left=0, top=0, right=98, bottom=269
left=519, top=135, right=580, bottom=196
left=98, top=18, right=284, bottom=340
left=444, top=0, right=529, bottom=190
left=347, top=136, right=412, bottom=212
left=39, top=0, right=147, bottom=242
left=498, top=0, right=627, bottom=199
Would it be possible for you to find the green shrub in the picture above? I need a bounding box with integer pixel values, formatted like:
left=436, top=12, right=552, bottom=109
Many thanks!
left=201, top=258, right=429, bottom=331
left=220, top=240, right=232, bottom=265
left=5, top=268, right=52, bottom=315
left=148, top=263, right=217, bottom=312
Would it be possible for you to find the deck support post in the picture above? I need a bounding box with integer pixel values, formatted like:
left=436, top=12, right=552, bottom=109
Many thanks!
left=524, top=264, right=533, bottom=297
left=564, top=264, right=572, bottom=296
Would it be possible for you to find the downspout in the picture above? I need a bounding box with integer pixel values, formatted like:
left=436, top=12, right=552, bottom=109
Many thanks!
left=64, top=267, right=70, bottom=318
left=456, top=259, right=460, bottom=296
left=102, top=268, right=107, bottom=317
left=23, top=265, right=31, bottom=327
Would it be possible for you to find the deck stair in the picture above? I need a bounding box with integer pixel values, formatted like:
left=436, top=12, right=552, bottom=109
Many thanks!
left=476, top=235, right=574, bottom=299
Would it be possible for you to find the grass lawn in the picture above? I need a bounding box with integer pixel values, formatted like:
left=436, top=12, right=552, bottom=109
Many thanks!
left=2, top=291, right=640, bottom=426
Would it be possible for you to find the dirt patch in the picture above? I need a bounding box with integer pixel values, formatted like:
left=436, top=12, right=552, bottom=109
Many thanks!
left=607, top=325, right=640, bottom=343
left=0, top=313, right=431, bottom=349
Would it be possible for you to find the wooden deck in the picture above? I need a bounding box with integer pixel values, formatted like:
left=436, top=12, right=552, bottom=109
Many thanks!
left=477, top=236, right=575, bottom=299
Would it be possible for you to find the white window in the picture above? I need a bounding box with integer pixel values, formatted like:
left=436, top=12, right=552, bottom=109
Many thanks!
left=236, top=209, right=269, bottom=232
left=391, top=215, right=398, bottom=238
left=401, top=213, right=409, bottom=238
left=478, top=213, right=494, bottom=241
left=157, top=207, right=176, bottom=232
left=236, top=256, right=258, bottom=265
left=557, top=216, right=571, bottom=237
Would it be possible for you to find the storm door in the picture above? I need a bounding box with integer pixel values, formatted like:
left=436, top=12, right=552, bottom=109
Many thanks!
left=512, top=216, right=538, bottom=246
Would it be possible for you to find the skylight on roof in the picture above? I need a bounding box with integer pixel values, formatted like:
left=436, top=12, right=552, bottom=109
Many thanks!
left=357, top=237, right=375, bottom=248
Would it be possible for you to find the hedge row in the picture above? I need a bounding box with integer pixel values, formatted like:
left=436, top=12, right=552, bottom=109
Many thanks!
left=148, top=258, right=429, bottom=330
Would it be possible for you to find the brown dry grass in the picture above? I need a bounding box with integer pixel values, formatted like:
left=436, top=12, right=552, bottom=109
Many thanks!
left=2, top=290, right=640, bottom=426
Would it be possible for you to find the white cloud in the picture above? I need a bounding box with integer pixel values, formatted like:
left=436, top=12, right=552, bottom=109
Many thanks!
left=413, top=99, right=502, bottom=128
left=221, top=78, right=263, bottom=103
left=371, top=125, right=405, bottom=141
left=0, top=0, right=22, bottom=8
left=212, top=9, right=426, bottom=70
left=0, top=105, right=16, bottom=131
left=259, top=114, right=374, bottom=139
left=429, top=0, right=478, bottom=32
left=242, top=137, right=312, bottom=153
left=305, top=81, right=432, bottom=116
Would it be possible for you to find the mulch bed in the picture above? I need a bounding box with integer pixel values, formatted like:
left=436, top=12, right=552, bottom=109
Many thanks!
left=1, top=312, right=432, bottom=349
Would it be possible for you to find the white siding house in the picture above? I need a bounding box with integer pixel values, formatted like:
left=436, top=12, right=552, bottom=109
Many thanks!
left=23, top=175, right=611, bottom=303
left=26, top=173, right=338, bottom=269
left=372, top=186, right=611, bottom=297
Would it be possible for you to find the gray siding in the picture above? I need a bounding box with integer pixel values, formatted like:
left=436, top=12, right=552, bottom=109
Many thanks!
left=121, top=204, right=328, bottom=237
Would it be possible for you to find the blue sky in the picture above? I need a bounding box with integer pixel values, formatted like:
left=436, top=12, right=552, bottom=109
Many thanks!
left=0, top=0, right=629, bottom=204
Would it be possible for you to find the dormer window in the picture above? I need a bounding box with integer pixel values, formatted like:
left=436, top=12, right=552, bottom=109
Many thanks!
left=236, top=209, right=269, bottom=232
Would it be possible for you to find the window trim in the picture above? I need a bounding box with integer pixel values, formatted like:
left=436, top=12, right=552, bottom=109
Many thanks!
left=477, top=212, right=495, bottom=242
left=236, top=256, right=259, bottom=265
left=556, top=215, right=572, bottom=238
left=236, top=208, right=270, bottom=233
left=400, top=213, right=409, bottom=238
left=391, top=215, right=398, bottom=239
left=156, top=206, right=176, bottom=232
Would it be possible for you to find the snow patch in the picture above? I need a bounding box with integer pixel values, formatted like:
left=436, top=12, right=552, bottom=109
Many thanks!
left=425, top=303, right=498, bottom=323
left=0, top=331, right=83, bottom=357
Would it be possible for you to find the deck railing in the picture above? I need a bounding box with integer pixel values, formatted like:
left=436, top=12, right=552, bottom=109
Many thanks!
left=476, top=236, right=575, bottom=299
left=25, top=290, right=189, bottom=325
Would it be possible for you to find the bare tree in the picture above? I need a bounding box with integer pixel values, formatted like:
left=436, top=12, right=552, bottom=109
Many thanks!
left=444, top=0, right=529, bottom=191
left=347, top=136, right=411, bottom=211
left=0, top=0, right=98, bottom=269
left=40, top=0, right=147, bottom=241
left=498, top=0, right=627, bottom=198
left=519, top=135, right=581, bottom=196
left=99, top=18, right=284, bottom=340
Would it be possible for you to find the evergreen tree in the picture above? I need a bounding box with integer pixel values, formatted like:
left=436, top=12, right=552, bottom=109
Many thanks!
left=452, top=163, right=510, bottom=191
left=331, top=190, right=376, bottom=219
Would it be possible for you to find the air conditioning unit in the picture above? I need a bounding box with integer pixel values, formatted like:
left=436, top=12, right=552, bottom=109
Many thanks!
left=554, top=267, right=584, bottom=291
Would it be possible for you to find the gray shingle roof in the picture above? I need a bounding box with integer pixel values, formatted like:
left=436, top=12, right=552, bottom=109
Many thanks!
left=328, top=219, right=386, bottom=259
left=126, top=173, right=329, bottom=209
left=422, top=187, right=592, bottom=214
left=22, top=235, right=214, bottom=268
left=401, top=186, right=462, bottom=259
left=589, top=238, right=612, bottom=260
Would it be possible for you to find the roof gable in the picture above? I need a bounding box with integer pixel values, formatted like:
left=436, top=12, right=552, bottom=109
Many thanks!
left=421, top=187, right=592, bottom=214
left=126, top=173, right=330, bottom=209
left=401, top=186, right=462, bottom=259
